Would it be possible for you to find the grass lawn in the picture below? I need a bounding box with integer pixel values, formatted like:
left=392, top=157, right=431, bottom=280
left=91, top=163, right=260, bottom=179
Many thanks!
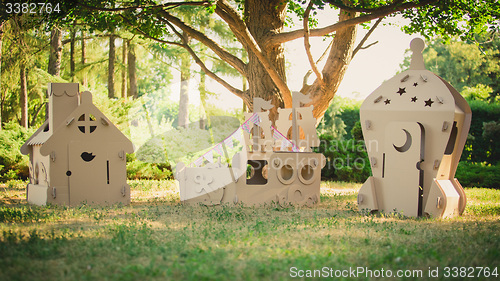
left=0, top=180, right=499, bottom=281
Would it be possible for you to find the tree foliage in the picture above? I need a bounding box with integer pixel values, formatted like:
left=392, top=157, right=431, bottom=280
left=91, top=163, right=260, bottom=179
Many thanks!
left=31, top=0, right=497, bottom=125
left=464, top=100, right=500, bottom=165
left=402, top=33, right=500, bottom=102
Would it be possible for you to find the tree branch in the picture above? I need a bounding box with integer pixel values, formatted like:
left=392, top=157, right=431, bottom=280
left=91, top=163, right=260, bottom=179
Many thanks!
left=157, top=9, right=248, bottom=77
left=213, top=1, right=253, bottom=52
left=213, top=0, right=271, bottom=61
left=76, top=1, right=209, bottom=12
left=357, top=41, right=379, bottom=51
left=352, top=17, right=383, bottom=58
left=214, top=0, right=292, bottom=107
left=121, top=12, right=244, bottom=100
left=182, top=41, right=245, bottom=99
left=324, top=0, right=406, bottom=13
left=268, top=0, right=438, bottom=45
left=29, top=103, right=45, bottom=128
left=162, top=19, right=187, bottom=44
left=119, top=14, right=184, bottom=47
left=302, top=39, right=334, bottom=89
left=303, top=0, right=324, bottom=86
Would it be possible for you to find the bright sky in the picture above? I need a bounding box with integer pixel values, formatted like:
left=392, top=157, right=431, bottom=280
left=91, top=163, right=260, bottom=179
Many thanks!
left=286, top=15, right=414, bottom=100
left=169, top=10, right=417, bottom=110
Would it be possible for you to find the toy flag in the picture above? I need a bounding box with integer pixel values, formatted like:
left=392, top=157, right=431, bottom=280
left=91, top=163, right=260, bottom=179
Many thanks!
left=233, top=130, right=242, bottom=142
left=193, top=157, right=203, bottom=167
left=248, top=113, right=260, bottom=125
left=280, top=138, right=288, bottom=150
left=242, top=121, right=251, bottom=133
left=203, top=150, right=214, bottom=163
left=214, top=143, right=224, bottom=156
left=224, top=137, right=234, bottom=149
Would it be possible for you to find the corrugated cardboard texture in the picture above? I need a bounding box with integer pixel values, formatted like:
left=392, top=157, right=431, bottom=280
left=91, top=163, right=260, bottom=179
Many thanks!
left=358, top=39, right=471, bottom=218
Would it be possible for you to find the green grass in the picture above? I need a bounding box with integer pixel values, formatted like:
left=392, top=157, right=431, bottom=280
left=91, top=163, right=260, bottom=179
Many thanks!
left=0, top=180, right=499, bottom=281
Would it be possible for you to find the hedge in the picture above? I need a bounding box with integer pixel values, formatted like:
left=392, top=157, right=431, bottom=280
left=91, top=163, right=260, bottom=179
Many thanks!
left=314, top=134, right=371, bottom=183
left=463, top=100, right=500, bottom=164
left=0, top=122, right=32, bottom=181
left=455, top=162, right=500, bottom=189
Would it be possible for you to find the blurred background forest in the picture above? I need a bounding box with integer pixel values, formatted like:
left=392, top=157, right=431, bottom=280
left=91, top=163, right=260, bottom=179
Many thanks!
left=0, top=2, right=499, bottom=189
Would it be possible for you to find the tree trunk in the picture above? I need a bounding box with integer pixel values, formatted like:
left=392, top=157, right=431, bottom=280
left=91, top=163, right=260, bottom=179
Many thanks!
left=199, top=71, right=206, bottom=129
left=20, top=63, right=28, bottom=128
left=127, top=41, right=138, bottom=98
left=108, top=35, right=116, bottom=98
left=121, top=38, right=127, bottom=98
left=0, top=22, right=4, bottom=131
left=242, top=77, right=248, bottom=112
left=81, top=30, right=87, bottom=87
left=305, top=10, right=359, bottom=123
left=30, top=103, right=44, bottom=128
left=69, top=25, right=76, bottom=81
left=244, top=0, right=287, bottom=122
left=48, top=26, right=62, bottom=76
left=178, top=51, right=191, bottom=128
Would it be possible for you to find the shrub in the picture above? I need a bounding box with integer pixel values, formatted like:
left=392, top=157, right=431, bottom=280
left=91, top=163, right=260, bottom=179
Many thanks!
left=350, top=121, right=363, bottom=141
left=482, top=121, right=500, bottom=163
left=317, top=96, right=361, bottom=139
left=315, top=135, right=371, bottom=182
left=456, top=162, right=500, bottom=189
left=463, top=99, right=500, bottom=164
left=126, top=153, right=173, bottom=180
left=461, top=84, right=494, bottom=101
left=338, top=107, right=360, bottom=139
left=0, top=122, right=33, bottom=181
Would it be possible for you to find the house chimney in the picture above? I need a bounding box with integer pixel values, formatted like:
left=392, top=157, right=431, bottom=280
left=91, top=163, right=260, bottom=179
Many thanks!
left=48, top=83, right=79, bottom=133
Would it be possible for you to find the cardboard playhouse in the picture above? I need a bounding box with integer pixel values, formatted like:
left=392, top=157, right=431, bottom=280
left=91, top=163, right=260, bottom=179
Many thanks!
left=176, top=92, right=326, bottom=206
left=21, top=83, right=134, bottom=206
left=357, top=38, right=471, bottom=218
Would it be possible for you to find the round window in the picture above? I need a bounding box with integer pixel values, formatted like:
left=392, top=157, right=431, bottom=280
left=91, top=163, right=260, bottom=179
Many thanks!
left=77, top=114, right=97, bottom=134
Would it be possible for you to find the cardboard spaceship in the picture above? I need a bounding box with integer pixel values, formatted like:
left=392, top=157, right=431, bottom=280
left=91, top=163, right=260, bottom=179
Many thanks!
left=21, top=83, right=134, bottom=206
left=357, top=38, right=471, bottom=218
left=176, top=92, right=326, bottom=206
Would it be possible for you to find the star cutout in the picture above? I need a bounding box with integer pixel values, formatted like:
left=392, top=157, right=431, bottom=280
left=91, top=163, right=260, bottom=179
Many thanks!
left=384, top=99, right=391, bottom=105
left=397, top=87, right=406, bottom=96
left=413, top=82, right=418, bottom=87
left=424, top=98, right=434, bottom=107
left=411, top=96, right=418, bottom=102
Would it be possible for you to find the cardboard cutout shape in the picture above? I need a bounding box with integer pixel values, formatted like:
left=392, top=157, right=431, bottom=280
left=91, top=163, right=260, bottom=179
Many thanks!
left=276, top=92, right=320, bottom=152
left=176, top=93, right=326, bottom=206
left=358, top=39, right=471, bottom=218
left=243, top=98, right=275, bottom=153
left=21, top=83, right=134, bottom=206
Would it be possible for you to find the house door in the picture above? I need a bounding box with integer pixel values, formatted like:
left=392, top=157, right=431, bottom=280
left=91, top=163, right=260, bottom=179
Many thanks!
left=381, top=122, right=425, bottom=217
left=68, top=141, right=110, bottom=205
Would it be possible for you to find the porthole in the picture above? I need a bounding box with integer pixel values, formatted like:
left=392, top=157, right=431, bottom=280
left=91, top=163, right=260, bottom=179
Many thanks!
left=299, top=164, right=315, bottom=185
left=277, top=164, right=295, bottom=185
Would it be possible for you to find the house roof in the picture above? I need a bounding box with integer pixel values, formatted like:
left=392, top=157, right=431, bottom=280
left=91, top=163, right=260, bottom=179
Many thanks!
left=20, top=120, right=50, bottom=155
left=26, top=130, right=51, bottom=145
left=40, top=91, right=134, bottom=156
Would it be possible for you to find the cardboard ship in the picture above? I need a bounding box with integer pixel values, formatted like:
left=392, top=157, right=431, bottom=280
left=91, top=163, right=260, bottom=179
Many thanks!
left=357, top=38, right=471, bottom=218
left=176, top=92, right=326, bottom=206
left=21, top=83, right=134, bottom=206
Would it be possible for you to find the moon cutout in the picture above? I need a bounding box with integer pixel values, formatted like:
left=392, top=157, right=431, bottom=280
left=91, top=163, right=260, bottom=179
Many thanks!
left=393, top=129, right=412, bottom=153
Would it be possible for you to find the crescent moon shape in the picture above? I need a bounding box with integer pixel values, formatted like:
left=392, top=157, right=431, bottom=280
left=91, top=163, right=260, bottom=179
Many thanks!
left=393, top=129, right=412, bottom=153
